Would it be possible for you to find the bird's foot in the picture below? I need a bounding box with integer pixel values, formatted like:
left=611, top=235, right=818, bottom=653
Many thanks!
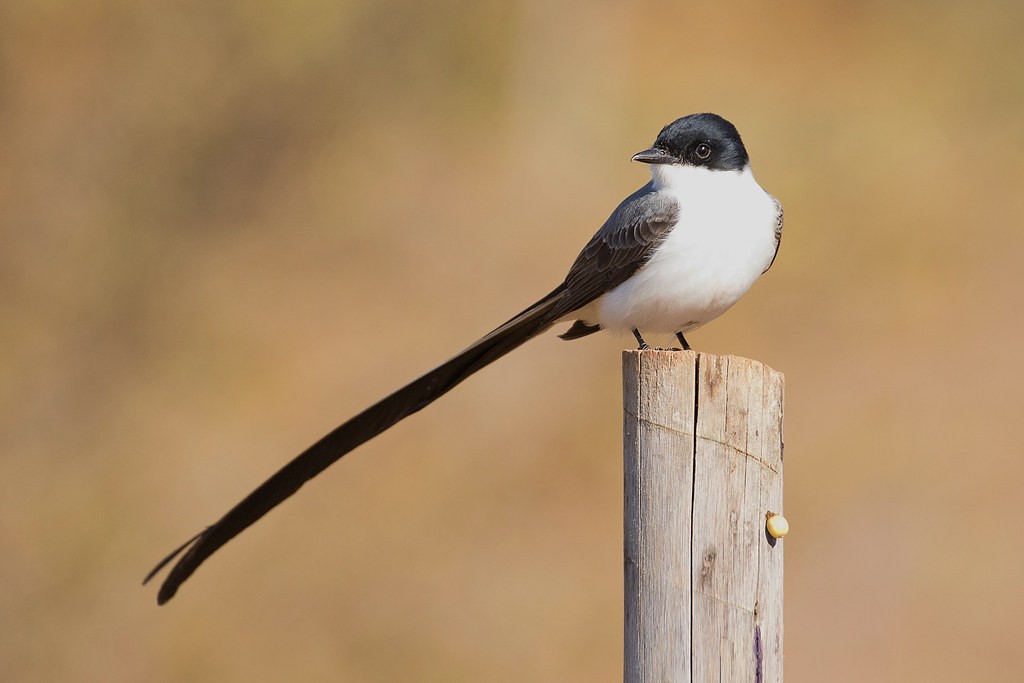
left=634, top=330, right=693, bottom=352
left=632, top=328, right=651, bottom=350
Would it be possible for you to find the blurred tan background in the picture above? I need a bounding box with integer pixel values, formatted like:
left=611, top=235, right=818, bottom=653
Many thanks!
left=3, top=1, right=1023, bottom=681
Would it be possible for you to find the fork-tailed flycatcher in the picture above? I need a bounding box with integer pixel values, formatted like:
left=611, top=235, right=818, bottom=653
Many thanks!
left=145, top=112, right=783, bottom=604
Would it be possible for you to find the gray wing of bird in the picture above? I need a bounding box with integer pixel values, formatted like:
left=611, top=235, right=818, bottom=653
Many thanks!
left=553, top=181, right=680, bottom=321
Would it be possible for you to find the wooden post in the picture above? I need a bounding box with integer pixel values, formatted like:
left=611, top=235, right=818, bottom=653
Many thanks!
left=623, top=350, right=784, bottom=683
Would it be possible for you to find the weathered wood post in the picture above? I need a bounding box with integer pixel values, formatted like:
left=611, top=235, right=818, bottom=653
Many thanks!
left=623, top=350, right=784, bottom=683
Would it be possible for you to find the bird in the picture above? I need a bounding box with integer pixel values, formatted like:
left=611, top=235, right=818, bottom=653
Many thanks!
left=144, top=112, right=783, bottom=604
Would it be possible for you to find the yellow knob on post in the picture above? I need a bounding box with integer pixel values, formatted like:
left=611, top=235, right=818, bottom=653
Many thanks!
left=765, top=512, right=789, bottom=539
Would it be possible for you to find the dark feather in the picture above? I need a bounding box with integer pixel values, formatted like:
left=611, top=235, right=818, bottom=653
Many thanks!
left=556, top=182, right=679, bottom=317
left=146, top=286, right=567, bottom=603
left=146, top=182, right=679, bottom=603
left=763, top=195, right=784, bottom=273
left=558, top=320, right=601, bottom=340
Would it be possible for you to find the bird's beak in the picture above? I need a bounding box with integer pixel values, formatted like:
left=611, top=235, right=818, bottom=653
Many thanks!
left=631, top=147, right=676, bottom=165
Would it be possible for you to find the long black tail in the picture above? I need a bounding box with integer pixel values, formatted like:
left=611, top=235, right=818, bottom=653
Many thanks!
left=145, top=286, right=568, bottom=604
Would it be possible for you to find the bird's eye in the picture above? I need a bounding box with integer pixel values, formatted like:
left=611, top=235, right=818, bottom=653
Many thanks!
left=695, top=143, right=712, bottom=160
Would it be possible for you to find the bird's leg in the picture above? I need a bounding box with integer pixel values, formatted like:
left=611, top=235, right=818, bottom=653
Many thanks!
left=675, top=332, right=692, bottom=351
left=632, top=328, right=651, bottom=350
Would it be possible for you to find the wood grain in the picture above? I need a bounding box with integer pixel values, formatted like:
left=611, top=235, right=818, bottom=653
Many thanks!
left=623, top=350, right=784, bottom=683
